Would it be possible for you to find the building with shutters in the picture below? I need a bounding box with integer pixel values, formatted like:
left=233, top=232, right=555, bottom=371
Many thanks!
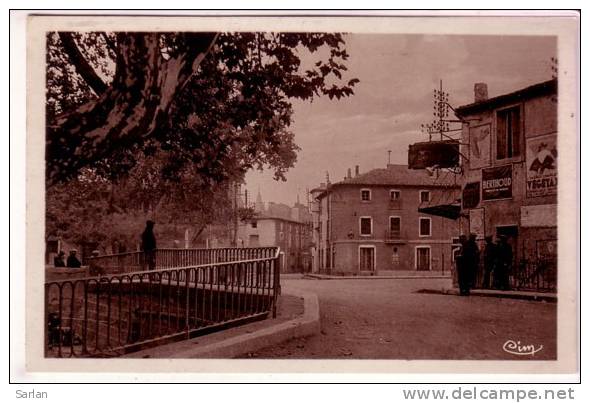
left=454, top=79, right=558, bottom=291
left=309, top=164, right=460, bottom=275
left=237, top=192, right=313, bottom=273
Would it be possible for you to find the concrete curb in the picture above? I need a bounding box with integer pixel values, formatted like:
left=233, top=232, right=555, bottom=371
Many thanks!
left=304, top=274, right=451, bottom=280
left=129, top=291, right=320, bottom=359
left=418, top=288, right=557, bottom=302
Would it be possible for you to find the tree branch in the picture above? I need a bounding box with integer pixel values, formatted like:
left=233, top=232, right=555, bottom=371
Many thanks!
left=58, top=32, right=108, bottom=95
left=47, top=32, right=218, bottom=187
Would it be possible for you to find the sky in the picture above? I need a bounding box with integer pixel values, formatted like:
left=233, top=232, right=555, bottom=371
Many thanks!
left=245, top=34, right=556, bottom=206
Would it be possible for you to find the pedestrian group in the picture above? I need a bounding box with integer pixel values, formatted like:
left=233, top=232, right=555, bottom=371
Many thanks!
left=53, top=249, right=82, bottom=268
left=456, top=233, right=513, bottom=296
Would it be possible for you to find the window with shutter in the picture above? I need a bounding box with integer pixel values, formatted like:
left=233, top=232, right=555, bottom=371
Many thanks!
left=496, top=106, right=521, bottom=160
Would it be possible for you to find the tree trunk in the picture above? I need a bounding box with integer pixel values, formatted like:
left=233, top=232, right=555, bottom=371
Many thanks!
left=46, top=32, right=218, bottom=186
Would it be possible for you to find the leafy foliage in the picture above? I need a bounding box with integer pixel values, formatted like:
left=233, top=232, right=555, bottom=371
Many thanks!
left=46, top=31, right=357, bottom=184
left=45, top=31, right=358, bottom=247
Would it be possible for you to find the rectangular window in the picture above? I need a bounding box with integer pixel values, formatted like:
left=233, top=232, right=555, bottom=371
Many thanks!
left=390, top=190, right=401, bottom=200
left=249, top=234, right=260, bottom=246
left=496, top=106, right=521, bottom=159
left=360, top=189, right=371, bottom=201
left=251, top=221, right=257, bottom=228
left=360, top=217, right=372, bottom=236
left=420, top=190, right=430, bottom=203
left=389, top=216, right=401, bottom=238
left=419, top=217, right=431, bottom=237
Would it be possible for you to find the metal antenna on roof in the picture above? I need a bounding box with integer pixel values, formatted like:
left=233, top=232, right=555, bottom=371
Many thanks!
left=420, top=79, right=462, bottom=142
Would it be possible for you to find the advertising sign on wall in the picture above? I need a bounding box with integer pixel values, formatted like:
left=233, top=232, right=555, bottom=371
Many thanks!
left=526, top=134, right=557, bottom=198
left=462, top=182, right=480, bottom=209
left=469, top=208, right=485, bottom=238
left=482, top=164, right=512, bottom=201
left=469, top=124, right=491, bottom=169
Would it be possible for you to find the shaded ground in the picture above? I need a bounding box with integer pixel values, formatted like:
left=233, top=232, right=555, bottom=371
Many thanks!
left=125, top=293, right=304, bottom=358
left=240, top=278, right=556, bottom=360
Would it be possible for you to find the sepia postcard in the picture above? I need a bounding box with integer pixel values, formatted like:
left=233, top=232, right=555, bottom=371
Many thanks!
left=21, top=11, right=579, bottom=380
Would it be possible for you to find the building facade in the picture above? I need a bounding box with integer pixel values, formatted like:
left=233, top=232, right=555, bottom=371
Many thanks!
left=237, top=194, right=312, bottom=273
left=310, top=165, right=460, bottom=275
left=455, top=79, right=557, bottom=291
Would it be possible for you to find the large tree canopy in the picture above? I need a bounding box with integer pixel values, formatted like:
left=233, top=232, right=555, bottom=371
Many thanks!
left=46, top=31, right=359, bottom=187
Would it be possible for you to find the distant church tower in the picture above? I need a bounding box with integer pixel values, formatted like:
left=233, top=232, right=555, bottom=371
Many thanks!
left=254, top=189, right=265, bottom=213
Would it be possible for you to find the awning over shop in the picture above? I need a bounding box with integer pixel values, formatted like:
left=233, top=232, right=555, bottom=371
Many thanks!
left=417, top=203, right=462, bottom=220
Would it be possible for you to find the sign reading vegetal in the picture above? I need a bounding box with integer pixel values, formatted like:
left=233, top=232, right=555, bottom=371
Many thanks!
left=482, top=165, right=512, bottom=201
left=526, top=134, right=557, bottom=198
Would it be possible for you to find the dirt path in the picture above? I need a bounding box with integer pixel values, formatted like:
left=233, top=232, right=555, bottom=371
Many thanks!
left=240, top=278, right=556, bottom=360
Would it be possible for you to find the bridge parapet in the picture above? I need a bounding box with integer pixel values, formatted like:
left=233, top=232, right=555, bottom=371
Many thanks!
left=86, top=247, right=278, bottom=274
left=45, top=247, right=281, bottom=358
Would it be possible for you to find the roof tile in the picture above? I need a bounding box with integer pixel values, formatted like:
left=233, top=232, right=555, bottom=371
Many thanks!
left=333, top=164, right=459, bottom=188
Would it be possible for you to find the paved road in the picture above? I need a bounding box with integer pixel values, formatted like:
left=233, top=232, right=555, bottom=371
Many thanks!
left=242, top=278, right=556, bottom=360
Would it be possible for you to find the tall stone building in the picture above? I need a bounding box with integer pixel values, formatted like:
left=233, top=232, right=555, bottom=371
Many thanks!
left=310, top=164, right=460, bottom=275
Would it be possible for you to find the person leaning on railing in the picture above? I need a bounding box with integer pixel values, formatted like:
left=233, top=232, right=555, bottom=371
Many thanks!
left=66, top=250, right=82, bottom=268
left=88, top=250, right=106, bottom=277
left=141, top=220, right=157, bottom=271
left=54, top=251, right=66, bottom=267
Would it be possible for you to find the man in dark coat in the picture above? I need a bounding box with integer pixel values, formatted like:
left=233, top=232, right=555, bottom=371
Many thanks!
left=141, top=220, right=157, bottom=271
left=66, top=250, right=82, bottom=268
left=456, top=235, right=468, bottom=295
left=54, top=251, right=65, bottom=267
left=461, top=234, right=480, bottom=295
left=495, top=235, right=513, bottom=291
left=482, top=236, right=497, bottom=289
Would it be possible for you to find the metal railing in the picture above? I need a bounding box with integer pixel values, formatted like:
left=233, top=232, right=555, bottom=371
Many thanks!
left=384, top=229, right=402, bottom=240
left=45, top=247, right=281, bottom=357
left=470, top=257, right=556, bottom=293
left=513, top=258, right=557, bottom=292
left=86, top=247, right=278, bottom=274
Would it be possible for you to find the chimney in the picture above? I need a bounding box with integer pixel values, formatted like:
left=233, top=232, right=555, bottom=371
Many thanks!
left=474, top=83, right=488, bottom=103
left=355, top=165, right=360, bottom=177
left=347, top=168, right=352, bottom=179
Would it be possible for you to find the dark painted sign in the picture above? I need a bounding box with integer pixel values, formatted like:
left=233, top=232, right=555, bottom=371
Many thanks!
left=408, top=140, right=460, bottom=169
left=462, top=182, right=481, bottom=209
left=482, top=164, right=512, bottom=201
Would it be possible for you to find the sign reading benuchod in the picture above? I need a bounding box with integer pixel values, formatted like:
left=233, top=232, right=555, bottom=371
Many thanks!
left=482, top=164, right=512, bottom=201
left=526, top=134, right=557, bottom=198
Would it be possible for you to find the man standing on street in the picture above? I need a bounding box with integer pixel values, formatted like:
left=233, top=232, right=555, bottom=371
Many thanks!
left=482, top=236, right=496, bottom=289
left=496, top=235, right=513, bottom=291
left=141, top=220, right=157, bottom=271
left=461, top=234, right=480, bottom=295
left=457, top=235, right=468, bottom=295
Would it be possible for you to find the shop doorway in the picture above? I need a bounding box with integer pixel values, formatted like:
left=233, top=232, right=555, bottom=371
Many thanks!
left=359, top=246, right=375, bottom=271
left=391, top=246, right=400, bottom=269
left=416, top=246, right=431, bottom=271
